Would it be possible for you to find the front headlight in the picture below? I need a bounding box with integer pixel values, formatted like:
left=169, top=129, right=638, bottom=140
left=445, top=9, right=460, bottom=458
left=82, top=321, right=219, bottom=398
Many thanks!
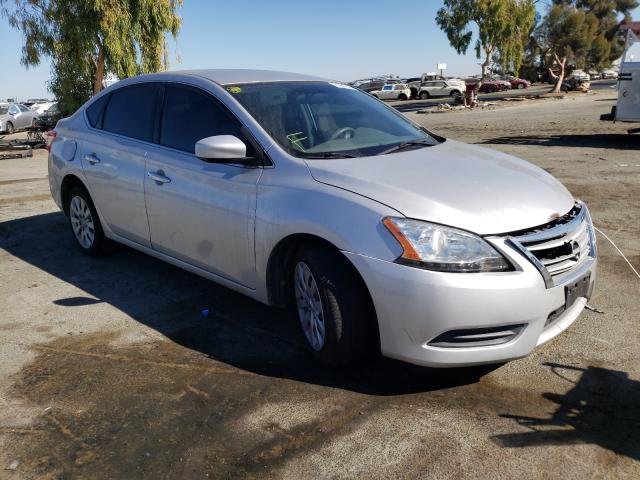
left=382, top=217, right=512, bottom=272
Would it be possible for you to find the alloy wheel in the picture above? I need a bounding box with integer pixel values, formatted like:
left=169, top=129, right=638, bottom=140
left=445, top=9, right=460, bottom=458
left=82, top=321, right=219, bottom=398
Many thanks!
left=70, top=195, right=95, bottom=249
left=294, top=262, right=326, bottom=351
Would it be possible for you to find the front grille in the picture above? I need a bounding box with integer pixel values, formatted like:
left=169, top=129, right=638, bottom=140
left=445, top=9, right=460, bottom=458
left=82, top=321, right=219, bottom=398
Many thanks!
left=508, top=203, right=596, bottom=287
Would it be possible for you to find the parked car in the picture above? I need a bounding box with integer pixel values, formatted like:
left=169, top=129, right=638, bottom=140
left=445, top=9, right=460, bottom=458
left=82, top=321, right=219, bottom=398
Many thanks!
left=418, top=79, right=466, bottom=99
left=354, top=79, right=386, bottom=93
left=407, top=74, right=466, bottom=99
left=0, top=103, right=37, bottom=133
left=30, top=101, right=57, bottom=116
left=491, top=78, right=512, bottom=90
left=465, top=79, right=507, bottom=93
left=507, top=76, right=530, bottom=89
left=35, top=103, right=62, bottom=130
left=588, top=71, right=602, bottom=80
left=48, top=69, right=597, bottom=368
left=601, top=69, right=618, bottom=79
left=371, top=84, right=411, bottom=101
left=570, top=69, right=590, bottom=82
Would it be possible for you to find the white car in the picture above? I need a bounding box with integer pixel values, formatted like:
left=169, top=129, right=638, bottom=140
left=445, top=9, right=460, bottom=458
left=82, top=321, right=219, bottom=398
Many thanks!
left=418, top=80, right=466, bottom=99
left=371, top=84, right=410, bottom=101
left=601, top=69, right=618, bottom=79
left=570, top=70, right=590, bottom=82
left=30, top=101, right=57, bottom=116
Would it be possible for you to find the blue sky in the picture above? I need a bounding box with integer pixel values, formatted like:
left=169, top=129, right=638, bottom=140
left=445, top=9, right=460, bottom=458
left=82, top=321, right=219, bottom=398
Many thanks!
left=1, top=0, right=639, bottom=100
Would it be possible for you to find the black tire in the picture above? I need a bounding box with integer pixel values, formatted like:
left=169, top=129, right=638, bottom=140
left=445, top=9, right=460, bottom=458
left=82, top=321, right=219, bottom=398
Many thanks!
left=419, top=91, right=430, bottom=100
left=291, top=245, right=372, bottom=365
left=398, top=93, right=408, bottom=101
left=67, top=185, right=111, bottom=256
left=517, top=83, right=525, bottom=89
left=450, top=90, right=461, bottom=98
left=6, top=122, right=14, bottom=134
left=489, top=86, right=497, bottom=93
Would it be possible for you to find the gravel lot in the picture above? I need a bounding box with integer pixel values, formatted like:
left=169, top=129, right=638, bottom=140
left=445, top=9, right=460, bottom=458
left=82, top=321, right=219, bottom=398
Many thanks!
left=1, top=89, right=639, bottom=479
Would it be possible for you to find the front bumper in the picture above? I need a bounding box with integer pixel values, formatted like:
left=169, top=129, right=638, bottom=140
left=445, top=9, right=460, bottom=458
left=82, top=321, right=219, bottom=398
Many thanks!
left=344, top=237, right=596, bottom=368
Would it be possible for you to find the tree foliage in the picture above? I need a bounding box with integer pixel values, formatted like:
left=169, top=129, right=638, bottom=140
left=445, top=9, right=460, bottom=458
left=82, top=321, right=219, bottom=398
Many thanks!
left=554, top=0, right=638, bottom=65
left=540, top=0, right=638, bottom=92
left=1, top=0, right=182, bottom=115
left=436, top=0, right=536, bottom=78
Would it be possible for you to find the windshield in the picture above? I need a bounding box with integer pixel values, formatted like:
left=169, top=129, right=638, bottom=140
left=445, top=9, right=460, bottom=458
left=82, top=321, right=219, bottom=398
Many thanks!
left=227, top=81, right=438, bottom=158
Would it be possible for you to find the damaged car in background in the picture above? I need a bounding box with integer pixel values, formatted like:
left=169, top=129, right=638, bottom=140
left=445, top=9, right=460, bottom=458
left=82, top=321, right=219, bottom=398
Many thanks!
left=47, top=69, right=597, bottom=368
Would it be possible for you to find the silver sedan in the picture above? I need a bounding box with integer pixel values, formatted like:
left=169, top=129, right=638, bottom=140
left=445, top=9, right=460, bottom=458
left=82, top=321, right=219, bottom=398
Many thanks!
left=47, top=69, right=596, bottom=367
left=0, top=103, right=37, bottom=133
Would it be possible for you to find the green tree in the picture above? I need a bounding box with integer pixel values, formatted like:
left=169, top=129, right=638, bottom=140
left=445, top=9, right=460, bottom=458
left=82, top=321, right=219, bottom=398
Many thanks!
left=436, top=0, right=536, bottom=79
left=540, top=3, right=609, bottom=92
left=555, top=0, right=638, bottom=66
left=1, top=0, right=182, bottom=115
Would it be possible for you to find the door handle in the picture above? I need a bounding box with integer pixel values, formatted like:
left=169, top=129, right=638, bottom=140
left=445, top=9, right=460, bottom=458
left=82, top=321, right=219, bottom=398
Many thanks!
left=84, top=153, right=101, bottom=165
left=147, top=170, right=171, bottom=184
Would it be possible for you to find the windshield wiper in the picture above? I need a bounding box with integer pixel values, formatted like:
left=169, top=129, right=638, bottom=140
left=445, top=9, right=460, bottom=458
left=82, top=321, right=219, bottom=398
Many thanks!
left=303, top=152, right=358, bottom=159
left=379, top=140, right=433, bottom=155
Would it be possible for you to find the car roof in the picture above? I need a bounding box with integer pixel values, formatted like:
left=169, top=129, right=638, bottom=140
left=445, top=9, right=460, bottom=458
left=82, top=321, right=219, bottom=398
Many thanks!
left=173, top=69, right=329, bottom=85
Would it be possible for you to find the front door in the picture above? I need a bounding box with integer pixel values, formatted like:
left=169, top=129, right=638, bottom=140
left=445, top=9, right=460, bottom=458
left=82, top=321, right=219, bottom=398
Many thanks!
left=80, top=83, right=162, bottom=247
left=144, top=84, right=261, bottom=288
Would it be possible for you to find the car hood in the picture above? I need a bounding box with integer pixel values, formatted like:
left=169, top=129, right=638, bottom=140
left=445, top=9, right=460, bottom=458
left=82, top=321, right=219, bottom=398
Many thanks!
left=305, top=139, right=575, bottom=235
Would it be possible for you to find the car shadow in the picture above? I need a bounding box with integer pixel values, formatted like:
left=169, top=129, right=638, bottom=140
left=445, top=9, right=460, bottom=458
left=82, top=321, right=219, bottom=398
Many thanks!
left=492, top=362, right=640, bottom=460
left=479, top=134, right=640, bottom=150
left=0, top=211, right=496, bottom=396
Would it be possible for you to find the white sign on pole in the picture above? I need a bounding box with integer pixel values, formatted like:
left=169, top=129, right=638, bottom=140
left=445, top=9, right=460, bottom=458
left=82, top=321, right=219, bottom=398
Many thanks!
left=437, top=63, right=447, bottom=70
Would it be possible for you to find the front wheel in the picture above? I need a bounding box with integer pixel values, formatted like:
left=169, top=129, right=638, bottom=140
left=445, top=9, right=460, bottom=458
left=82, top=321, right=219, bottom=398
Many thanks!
left=67, top=186, right=111, bottom=256
left=517, top=83, right=525, bottom=89
left=398, top=93, right=408, bottom=100
left=419, top=91, right=430, bottom=100
left=292, top=246, right=371, bottom=365
left=450, top=90, right=462, bottom=98
left=6, top=122, right=14, bottom=134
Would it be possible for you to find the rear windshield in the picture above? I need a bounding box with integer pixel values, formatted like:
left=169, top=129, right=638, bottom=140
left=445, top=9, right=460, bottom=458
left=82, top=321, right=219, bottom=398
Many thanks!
left=227, top=81, right=438, bottom=158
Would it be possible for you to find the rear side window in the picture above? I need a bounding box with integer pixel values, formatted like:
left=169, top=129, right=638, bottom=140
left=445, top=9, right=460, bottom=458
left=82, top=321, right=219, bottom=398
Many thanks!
left=102, top=84, right=160, bottom=142
left=86, top=94, right=110, bottom=128
left=0, top=106, right=7, bottom=115
left=160, top=85, right=247, bottom=154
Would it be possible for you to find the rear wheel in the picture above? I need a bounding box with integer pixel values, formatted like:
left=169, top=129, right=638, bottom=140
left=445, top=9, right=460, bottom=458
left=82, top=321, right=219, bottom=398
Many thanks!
left=67, top=186, right=111, bottom=256
left=292, top=246, right=371, bottom=365
left=398, top=93, right=408, bottom=100
left=450, top=90, right=462, bottom=98
left=517, top=83, right=525, bottom=89
left=489, top=86, right=497, bottom=93
left=6, top=122, right=14, bottom=134
left=419, top=91, right=430, bottom=100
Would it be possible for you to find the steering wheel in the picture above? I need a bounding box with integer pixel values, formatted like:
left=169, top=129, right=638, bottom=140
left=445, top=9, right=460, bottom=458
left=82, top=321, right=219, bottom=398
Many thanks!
left=330, top=127, right=356, bottom=140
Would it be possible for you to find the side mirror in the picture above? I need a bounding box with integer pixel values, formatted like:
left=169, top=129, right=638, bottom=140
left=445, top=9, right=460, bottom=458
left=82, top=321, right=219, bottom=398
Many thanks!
left=195, top=135, right=251, bottom=163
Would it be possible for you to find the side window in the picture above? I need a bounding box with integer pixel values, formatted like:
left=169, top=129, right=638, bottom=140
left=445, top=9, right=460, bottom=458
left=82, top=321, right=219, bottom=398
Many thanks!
left=102, top=84, right=160, bottom=142
left=160, top=85, right=250, bottom=155
left=9, top=105, right=19, bottom=114
left=86, top=94, right=111, bottom=128
left=18, top=105, right=29, bottom=112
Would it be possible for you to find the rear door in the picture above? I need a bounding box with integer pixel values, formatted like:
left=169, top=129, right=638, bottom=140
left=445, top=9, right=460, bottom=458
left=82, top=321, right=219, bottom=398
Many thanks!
left=144, top=84, right=262, bottom=287
left=80, top=83, right=161, bottom=246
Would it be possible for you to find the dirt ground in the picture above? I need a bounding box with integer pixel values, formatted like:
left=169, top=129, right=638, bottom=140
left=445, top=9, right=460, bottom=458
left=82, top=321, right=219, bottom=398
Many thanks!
left=0, top=89, right=639, bottom=479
